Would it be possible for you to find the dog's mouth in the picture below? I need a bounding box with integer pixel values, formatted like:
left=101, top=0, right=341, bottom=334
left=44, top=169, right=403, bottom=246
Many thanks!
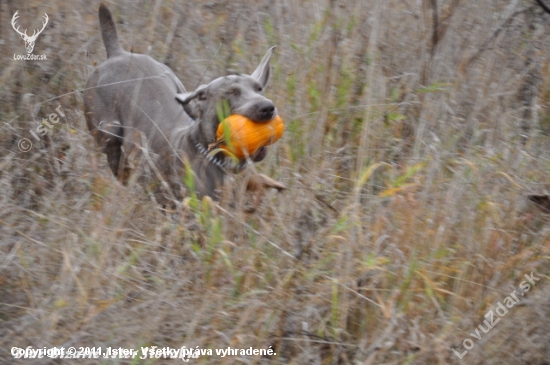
left=251, top=146, right=267, bottom=162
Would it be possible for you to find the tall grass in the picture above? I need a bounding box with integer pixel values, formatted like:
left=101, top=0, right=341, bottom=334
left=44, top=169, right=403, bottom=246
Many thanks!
left=1, top=0, right=549, bottom=364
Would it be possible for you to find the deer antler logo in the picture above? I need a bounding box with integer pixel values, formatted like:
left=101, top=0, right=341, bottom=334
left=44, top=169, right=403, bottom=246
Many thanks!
left=11, top=11, right=48, bottom=54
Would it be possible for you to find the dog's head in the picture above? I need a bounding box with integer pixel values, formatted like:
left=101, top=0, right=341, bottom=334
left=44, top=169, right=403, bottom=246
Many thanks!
left=176, top=47, right=276, bottom=161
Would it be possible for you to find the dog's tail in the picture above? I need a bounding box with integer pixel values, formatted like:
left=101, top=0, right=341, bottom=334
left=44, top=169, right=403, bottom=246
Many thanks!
left=99, top=3, right=124, bottom=58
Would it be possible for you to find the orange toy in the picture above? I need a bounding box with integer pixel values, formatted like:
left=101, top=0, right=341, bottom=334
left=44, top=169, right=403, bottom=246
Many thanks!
left=215, top=115, right=284, bottom=159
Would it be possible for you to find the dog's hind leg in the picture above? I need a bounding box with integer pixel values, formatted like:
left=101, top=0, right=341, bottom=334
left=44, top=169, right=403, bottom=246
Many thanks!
left=96, top=120, right=123, bottom=178
left=117, top=129, right=147, bottom=185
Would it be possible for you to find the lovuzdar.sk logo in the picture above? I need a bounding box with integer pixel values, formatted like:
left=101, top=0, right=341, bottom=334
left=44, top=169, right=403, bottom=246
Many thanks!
left=11, top=10, right=48, bottom=61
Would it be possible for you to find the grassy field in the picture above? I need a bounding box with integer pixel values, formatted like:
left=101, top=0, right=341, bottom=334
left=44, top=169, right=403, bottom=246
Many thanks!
left=1, top=0, right=550, bottom=364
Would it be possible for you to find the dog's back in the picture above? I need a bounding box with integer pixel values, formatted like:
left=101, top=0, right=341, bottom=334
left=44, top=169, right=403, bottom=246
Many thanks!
left=84, top=4, right=196, bottom=192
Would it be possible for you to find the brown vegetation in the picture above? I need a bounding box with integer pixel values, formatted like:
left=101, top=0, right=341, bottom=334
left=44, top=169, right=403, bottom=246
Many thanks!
left=1, top=0, right=550, bottom=364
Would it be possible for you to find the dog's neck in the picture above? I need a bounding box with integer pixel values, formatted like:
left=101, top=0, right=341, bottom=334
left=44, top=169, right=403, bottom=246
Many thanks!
left=191, top=135, right=230, bottom=171
left=184, top=121, right=249, bottom=174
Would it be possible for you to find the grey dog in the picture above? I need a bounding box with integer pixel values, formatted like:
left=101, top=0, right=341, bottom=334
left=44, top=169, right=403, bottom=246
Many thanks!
left=84, top=4, right=284, bottom=203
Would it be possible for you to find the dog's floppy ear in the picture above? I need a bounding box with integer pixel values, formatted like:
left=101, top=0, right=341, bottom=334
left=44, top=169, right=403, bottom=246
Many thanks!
left=175, top=91, right=196, bottom=105
left=176, top=85, right=207, bottom=104
left=176, top=85, right=207, bottom=119
left=251, top=46, right=276, bottom=88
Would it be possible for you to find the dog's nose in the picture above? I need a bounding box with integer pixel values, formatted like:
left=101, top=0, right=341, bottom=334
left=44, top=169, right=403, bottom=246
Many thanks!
left=258, top=103, right=276, bottom=121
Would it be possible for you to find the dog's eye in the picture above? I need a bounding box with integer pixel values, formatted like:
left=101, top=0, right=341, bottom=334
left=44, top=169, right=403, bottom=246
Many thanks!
left=256, top=86, right=263, bottom=93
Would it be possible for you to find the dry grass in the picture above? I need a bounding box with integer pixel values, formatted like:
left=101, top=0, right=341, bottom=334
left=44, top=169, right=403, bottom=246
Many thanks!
left=1, top=0, right=550, bottom=364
